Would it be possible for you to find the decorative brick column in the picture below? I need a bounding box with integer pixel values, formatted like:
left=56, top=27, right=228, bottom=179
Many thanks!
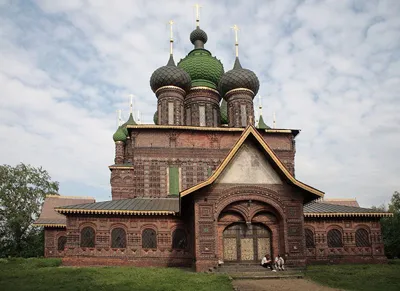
left=225, top=88, right=255, bottom=128
left=184, top=87, right=221, bottom=127
left=114, top=141, right=125, bottom=164
left=156, top=86, right=186, bottom=126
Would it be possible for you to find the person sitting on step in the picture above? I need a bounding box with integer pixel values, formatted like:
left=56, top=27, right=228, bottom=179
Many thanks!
left=274, top=254, right=285, bottom=271
left=261, top=254, right=276, bottom=272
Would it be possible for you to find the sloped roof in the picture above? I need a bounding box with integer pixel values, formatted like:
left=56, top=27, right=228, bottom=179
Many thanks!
left=304, top=201, right=392, bottom=218
left=34, top=195, right=95, bottom=227
left=181, top=125, right=324, bottom=199
left=323, top=198, right=360, bottom=207
left=55, top=197, right=179, bottom=216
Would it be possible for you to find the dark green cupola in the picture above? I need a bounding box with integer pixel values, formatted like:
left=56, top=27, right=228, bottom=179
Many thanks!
left=178, top=27, right=224, bottom=90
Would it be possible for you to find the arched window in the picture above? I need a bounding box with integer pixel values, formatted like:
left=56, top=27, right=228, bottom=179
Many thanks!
left=58, top=236, right=67, bottom=251
left=327, top=229, right=343, bottom=248
left=142, top=228, right=157, bottom=249
left=80, top=226, right=95, bottom=248
left=355, top=228, right=370, bottom=247
left=305, top=229, right=315, bottom=248
left=172, top=229, right=187, bottom=249
left=111, top=228, right=126, bottom=248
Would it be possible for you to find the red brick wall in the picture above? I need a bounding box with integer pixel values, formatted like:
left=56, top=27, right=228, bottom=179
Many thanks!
left=304, top=218, right=387, bottom=264
left=44, top=228, right=67, bottom=257
left=111, top=128, right=296, bottom=200
left=62, top=214, right=193, bottom=267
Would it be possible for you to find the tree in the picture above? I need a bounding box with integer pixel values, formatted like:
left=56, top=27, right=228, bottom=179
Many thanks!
left=380, top=191, right=400, bottom=259
left=0, top=163, right=59, bottom=257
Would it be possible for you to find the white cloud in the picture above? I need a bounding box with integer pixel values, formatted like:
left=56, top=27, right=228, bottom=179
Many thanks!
left=0, top=0, right=399, bottom=206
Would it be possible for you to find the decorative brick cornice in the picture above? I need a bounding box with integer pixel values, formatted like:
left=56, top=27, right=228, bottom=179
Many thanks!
left=55, top=208, right=176, bottom=216
left=155, top=85, right=186, bottom=96
left=225, top=88, right=254, bottom=98
left=304, top=212, right=393, bottom=218
left=33, top=223, right=66, bottom=228
left=190, top=86, right=220, bottom=94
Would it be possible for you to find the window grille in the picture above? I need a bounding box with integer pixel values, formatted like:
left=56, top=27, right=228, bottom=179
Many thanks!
left=58, top=236, right=67, bottom=251
left=355, top=228, right=370, bottom=247
left=111, top=228, right=126, bottom=248
left=80, top=226, right=95, bottom=248
left=172, top=229, right=187, bottom=249
left=142, top=228, right=157, bottom=249
left=305, top=229, right=315, bottom=248
left=327, top=229, right=343, bottom=248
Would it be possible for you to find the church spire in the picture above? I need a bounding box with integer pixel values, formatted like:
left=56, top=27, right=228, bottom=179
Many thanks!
left=256, top=95, right=269, bottom=130
left=168, top=20, right=174, bottom=55
left=194, top=3, right=201, bottom=28
left=231, top=24, right=239, bottom=58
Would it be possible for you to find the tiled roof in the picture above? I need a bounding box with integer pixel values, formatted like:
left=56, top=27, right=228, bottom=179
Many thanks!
left=55, top=197, right=179, bottom=215
left=34, top=195, right=95, bottom=227
left=323, top=198, right=360, bottom=207
left=304, top=201, right=392, bottom=218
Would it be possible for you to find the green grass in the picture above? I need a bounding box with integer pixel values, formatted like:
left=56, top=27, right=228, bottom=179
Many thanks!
left=0, top=258, right=232, bottom=291
left=306, top=263, right=400, bottom=291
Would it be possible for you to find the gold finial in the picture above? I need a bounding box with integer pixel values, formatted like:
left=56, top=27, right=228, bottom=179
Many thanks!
left=168, top=20, right=174, bottom=55
left=194, top=3, right=201, bottom=27
left=129, top=94, right=134, bottom=114
left=258, top=95, right=262, bottom=115
left=116, top=109, right=122, bottom=126
left=231, top=24, right=239, bottom=57
left=273, top=111, right=276, bottom=129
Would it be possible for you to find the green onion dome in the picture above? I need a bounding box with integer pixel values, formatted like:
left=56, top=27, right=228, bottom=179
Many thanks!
left=153, top=111, right=158, bottom=125
left=113, top=126, right=127, bottom=143
left=257, top=114, right=270, bottom=130
left=219, top=57, right=260, bottom=97
left=220, top=99, right=228, bottom=124
left=150, top=55, right=191, bottom=93
left=178, top=49, right=224, bottom=90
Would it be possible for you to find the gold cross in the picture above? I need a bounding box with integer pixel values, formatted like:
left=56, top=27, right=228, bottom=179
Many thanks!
left=168, top=20, right=174, bottom=40
left=194, top=3, right=201, bottom=27
left=168, top=20, right=174, bottom=54
left=231, top=24, right=240, bottom=57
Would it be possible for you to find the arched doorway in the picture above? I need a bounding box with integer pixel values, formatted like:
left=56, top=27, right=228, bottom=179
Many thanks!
left=223, top=223, right=271, bottom=262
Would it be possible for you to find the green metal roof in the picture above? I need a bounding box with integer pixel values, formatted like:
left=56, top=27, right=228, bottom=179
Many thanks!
left=112, top=126, right=127, bottom=142
left=304, top=201, right=392, bottom=217
left=257, top=115, right=270, bottom=129
left=56, top=197, right=179, bottom=213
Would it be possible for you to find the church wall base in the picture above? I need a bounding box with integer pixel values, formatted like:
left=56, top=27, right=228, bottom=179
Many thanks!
left=306, top=255, right=388, bottom=265
left=62, top=256, right=193, bottom=268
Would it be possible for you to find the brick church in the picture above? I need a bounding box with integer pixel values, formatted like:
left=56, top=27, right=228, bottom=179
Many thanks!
left=34, top=15, right=391, bottom=272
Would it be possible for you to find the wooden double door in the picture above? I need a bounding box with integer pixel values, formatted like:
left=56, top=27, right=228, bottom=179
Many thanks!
left=223, top=223, right=271, bottom=262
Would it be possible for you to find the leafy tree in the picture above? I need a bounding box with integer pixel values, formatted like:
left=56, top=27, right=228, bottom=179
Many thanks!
left=380, top=191, right=400, bottom=259
left=0, top=163, right=59, bottom=257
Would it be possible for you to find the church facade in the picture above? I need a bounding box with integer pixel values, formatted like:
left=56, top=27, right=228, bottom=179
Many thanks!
left=34, top=19, right=391, bottom=272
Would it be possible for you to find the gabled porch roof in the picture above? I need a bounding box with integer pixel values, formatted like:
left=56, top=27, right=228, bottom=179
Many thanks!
left=180, top=125, right=324, bottom=199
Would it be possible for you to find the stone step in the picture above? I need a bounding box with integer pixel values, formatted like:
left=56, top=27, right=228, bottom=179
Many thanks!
left=217, top=265, right=304, bottom=273
left=223, top=271, right=302, bottom=276
left=230, top=273, right=304, bottom=280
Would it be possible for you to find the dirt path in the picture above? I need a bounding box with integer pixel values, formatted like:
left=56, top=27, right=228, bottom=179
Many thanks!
left=233, top=279, right=343, bottom=291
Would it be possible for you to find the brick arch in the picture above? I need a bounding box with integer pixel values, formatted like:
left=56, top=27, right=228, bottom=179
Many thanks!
left=219, top=203, right=249, bottom=222
left=110, top=223, right=128, bottom=232
left=215, top=187, right=288, bottom=258
left=79, top=222, right=97, bottom=231
left=140, top=224, right=158, bottom=233
left=214, top=187, right=286, bottom=222
left=354, top=224, right=371, bottom=233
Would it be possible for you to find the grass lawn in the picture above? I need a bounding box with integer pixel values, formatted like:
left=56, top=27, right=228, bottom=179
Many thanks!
left=0, top=258, right=232, bottom=291
left=305, top=261, right=400, bottom=291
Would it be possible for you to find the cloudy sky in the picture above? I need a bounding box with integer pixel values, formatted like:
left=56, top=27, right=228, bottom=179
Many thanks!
left=0, top=0, right=399, bottom=207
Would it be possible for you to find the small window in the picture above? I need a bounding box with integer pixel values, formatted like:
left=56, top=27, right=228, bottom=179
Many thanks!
left=199, top=105, right=206, bottom=126
left=111, top=228, right=126, bottom=248
left=142, top=228, right=157, bottom=249
left=240, top=104, right=247, bottom=127
left=305, top=229, right=315, bottom=248
left=80, top=226, right=95, bottom=248
left=355, top=228, right=370, bottom=247
left=169, top=166, right=179, bottom=195
left=58, top=236, right=67, bottom=251
left=172, top=229, right=187, bottom=249
left=327, top=229, right=343, bottom=248
left=168, top=102, right=174, bottom=125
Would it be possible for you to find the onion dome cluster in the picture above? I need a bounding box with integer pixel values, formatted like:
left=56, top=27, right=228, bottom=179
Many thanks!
left=218, top=57, right=260, bottom=97
left=150, top=55, right=191, bottom=93
left=112, top=113, right=136, bottom=142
